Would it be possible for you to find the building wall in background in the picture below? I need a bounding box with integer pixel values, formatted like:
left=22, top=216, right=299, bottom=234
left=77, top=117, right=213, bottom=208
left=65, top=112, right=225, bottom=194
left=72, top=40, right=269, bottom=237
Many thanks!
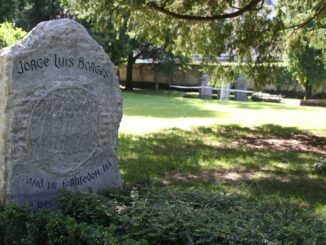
left=119, top=64, right=200, bottom=86
left=119, top=64, right=326, bottom=97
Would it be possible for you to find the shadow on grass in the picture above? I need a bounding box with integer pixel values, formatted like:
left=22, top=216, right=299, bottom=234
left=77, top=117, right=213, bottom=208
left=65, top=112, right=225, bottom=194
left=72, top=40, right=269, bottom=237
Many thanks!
left=123, top=91, right=227, bottom=118
left=243, top=176, right=326, bottom=206
left=119, top=124, right=325, bottom=208
left=198, top=123, right=309, bottom=137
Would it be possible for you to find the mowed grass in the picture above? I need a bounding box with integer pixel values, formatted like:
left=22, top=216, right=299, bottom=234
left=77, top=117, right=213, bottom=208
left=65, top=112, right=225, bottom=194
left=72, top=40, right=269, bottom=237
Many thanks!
left=121, top=91, right=326, bottom=135
left=119, top=90, right=326, bottom=219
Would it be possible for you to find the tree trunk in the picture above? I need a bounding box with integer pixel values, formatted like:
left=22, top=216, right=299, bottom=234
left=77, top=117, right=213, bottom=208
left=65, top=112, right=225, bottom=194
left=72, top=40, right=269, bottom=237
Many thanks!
left=125, top=53, right=134, bottom=91
left=304, top=81, right=312, bottom=100
left=154, top=65, right=159, bottom=90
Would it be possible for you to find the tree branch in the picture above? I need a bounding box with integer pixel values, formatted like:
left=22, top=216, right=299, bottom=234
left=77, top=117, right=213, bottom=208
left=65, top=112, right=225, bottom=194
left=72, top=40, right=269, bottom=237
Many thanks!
left=284, top=1, right=326, bottom=30
left=162, top=0, right=170, bottom=8
left=146, top=0, right=263, bottom=21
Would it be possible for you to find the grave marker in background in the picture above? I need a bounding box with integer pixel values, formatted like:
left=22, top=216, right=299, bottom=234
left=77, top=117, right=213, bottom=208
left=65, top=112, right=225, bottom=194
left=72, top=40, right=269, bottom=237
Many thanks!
left=199, top=74, right=212, bottom=99
left=0, top=19, right=122, bottom=209
left=235, top=77, right=248, bottom=101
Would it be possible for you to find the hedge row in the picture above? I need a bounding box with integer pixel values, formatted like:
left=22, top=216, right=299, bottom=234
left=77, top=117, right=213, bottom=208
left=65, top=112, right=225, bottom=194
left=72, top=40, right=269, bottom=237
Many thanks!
left=0, top=205, right=143, bottom=245
left=1, top=186, right=325, bottom=244
left=58, top=187, right=326, bottom=244
left=300, top=99, right=326, bottom=107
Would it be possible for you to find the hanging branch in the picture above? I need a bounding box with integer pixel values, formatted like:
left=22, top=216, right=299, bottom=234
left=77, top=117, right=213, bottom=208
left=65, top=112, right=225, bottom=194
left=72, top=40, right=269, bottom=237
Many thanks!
left=284, top=1, right=326, bottom=30
left=145, top=0, right=325, bottom=31
left=146, top=0, right=264, bottom=21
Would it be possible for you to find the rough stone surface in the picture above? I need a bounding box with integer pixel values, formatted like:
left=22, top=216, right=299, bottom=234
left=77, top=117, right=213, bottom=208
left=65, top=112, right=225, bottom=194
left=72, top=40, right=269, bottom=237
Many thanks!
left=199, top=74, right=212, bottom=99
left=235, top=78, right=248, bottom=101
left=0, top=19, right=122, bottom=209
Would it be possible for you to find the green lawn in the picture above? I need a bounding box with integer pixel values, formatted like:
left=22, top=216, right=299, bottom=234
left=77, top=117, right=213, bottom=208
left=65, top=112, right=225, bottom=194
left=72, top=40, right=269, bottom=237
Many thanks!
left=121, top=91, right=326, bottom=135
left=119, top=91, right=326, bottom=219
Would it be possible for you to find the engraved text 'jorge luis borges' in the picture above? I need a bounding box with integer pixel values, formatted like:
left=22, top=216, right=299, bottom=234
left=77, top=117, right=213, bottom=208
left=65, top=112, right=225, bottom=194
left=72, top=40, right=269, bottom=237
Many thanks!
left=16, top=54, right=110, bottom=79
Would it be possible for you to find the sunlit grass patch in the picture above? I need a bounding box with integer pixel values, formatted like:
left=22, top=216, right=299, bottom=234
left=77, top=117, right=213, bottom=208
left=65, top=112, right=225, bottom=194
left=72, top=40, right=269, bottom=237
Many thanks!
left=121, top=91, right=326, bottom=134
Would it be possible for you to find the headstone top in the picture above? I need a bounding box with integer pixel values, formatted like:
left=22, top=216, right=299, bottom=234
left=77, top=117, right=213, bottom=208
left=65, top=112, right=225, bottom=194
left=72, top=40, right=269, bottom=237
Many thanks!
left=1, top=19, right=103, bottom=57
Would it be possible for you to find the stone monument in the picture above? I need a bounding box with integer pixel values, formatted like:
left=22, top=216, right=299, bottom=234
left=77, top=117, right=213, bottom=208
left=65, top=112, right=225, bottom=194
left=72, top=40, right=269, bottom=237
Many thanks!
left=199, top=73, right=212, bottom=100
left=235, top=77, right=248, bottom=101
left=0, top=19, right=122, bottom=209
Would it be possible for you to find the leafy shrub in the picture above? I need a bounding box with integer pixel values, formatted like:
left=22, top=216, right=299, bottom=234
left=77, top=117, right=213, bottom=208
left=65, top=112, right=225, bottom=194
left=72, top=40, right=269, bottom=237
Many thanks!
left=1, top=187, right=325, bottom=244
left=0, top=22, right=26, bottom=48
left=58, top=187, right=326, bottom=244
left=0, top=205, right=29, bottom=244
left=312, top=93, right=326, bottom=100
left=312, top=157, right=326, bottom=173
left=0, top=204, right=143, bottom=245
left=58, top=191, right=121, bottom=226
left=300, top=99, right=326, bottom=107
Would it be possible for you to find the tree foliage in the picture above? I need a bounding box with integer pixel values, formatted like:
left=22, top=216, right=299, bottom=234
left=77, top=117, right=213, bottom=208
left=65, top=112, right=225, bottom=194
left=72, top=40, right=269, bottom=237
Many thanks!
left=67, top=0, right=284, bottom=62
left=281, top=0, right=326, bottom=98
left=0, top=0, right=18, bottom=22
left=31, top=0, right=326, bottom=93
left=61, top=0, right=281, bottom=87
left=16, top=0, right=63, bottom=31
left=286, top=30, right=326, bottom=99
left=0, top=22, right=26, bottom=48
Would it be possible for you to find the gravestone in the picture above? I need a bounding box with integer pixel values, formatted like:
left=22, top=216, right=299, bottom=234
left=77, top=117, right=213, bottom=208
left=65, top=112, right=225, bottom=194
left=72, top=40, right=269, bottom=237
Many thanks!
left=0, top=19, right=122, bottom=209
left=199, top=73, right=212, bottom=99
left=219, top=82, right=230, bottom=100
left=235, top=77, right=248, bottom=101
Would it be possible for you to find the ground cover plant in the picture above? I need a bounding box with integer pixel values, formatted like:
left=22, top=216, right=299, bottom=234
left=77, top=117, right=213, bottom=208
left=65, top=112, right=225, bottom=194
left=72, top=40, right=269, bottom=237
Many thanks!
left=1, top=90, right=325, bottom=244
left=57, top=187, right=326, bottom=244
left=0, top=204, right=144, bottom=244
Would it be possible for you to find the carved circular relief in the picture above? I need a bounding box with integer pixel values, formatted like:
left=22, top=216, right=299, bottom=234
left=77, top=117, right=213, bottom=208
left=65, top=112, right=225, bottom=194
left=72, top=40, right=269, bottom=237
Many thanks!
left=29, top=88, right=101, bottom=175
